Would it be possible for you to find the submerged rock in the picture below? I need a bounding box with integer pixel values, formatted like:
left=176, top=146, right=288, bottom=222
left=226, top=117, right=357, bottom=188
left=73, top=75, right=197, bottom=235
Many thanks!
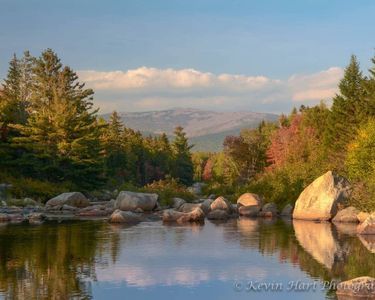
left=332, top=206, right=359, bottom=223
left=357, top=213, right=375, bottom=235
left=115, top=191, right=158, bottom=211
left=336, top=277, right=375, bottom=298
left=293, top=171, right=351, bottom=221
left=46, top=192, right=90, bottom=208
left=109, top=209, right=142, bottom=224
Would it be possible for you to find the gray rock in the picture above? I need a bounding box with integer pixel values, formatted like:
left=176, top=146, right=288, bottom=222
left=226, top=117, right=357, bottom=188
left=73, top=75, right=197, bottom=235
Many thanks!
left=281, top=204, right=293, bottom=216
left=200, top=199, right=213, bottom=214
left=109, top=209, right=142, bottom=223
left=188, top=182, right=206, bottom=195
left=238, top=205, right=261, bottom=217
left=332, top=206, right=359, bottom=223
left=293, top=171, right=351, bottom=221
left=259, top=203, right=278, bottom=217
left=178, top=203, right=202, bottom=213
left=46, top=192, right=90, bottom=208
left=115, top=191, right=158, bottom=211
left=207, top=210, right=229, bottom=220
left=172, top=197, right=186, bottom=209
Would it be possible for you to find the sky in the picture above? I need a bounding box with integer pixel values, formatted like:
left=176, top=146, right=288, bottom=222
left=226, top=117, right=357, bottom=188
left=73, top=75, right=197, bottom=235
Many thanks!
left=1, top=0, right=375, bottom=114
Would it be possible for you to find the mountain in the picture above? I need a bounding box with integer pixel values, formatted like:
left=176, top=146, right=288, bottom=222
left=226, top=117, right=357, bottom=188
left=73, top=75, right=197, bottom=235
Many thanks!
left=101, top=108, right=278, bottom=151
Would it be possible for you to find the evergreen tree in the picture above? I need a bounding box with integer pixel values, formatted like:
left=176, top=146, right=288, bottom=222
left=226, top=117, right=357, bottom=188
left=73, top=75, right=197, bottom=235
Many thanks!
left=102, top=111, right=129, bottom=185
left=13, top=49, right=103, bottom=189
left=171, top=126, right=193, bottom=186
left=324, top=55, right=368, bottom=152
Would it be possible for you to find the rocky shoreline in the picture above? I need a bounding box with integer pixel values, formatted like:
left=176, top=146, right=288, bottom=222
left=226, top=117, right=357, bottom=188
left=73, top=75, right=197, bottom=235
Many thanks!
left=2, top=170, right=375, bottom=298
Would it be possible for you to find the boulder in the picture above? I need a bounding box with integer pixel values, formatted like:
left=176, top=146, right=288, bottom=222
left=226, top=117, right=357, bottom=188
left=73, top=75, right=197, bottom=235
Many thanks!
left=62, top=204, right=79, bottom=211
left=162, top=207, right=205, bottom=223
left=357, top=213, right=375, bottom=235
left=8, top=214, right=25, bottom=223
left=46, top=192, right=90, bottom=208
left=115, top=191, right=158, bottom=211
left=200, top=199, right=213, bottom=214
left=237, top=193, right=262, bottom=207
left=28, top=212, right=45, bottom=224
left=109, top=209, right=142, bottom=224
left=178, top=203, right=202, bottom=213
left=172, top=197, right=186, bottom=209
left=293, top=171, right=351, bottom=221
left=332, top=206, right=359, bottom=223
left=238, top=205, right=260, bottom=217
left=210, top=196, right=232, bottom=213
left=207, top=209, right=229, bottom=220
left=259, top=203, right=278, bottom=218
left=357, top=212, right=370, bottom=223
left=358, top=235, right=375, bottom=253
left=188, top=182, right=205, bottom=195
left=281, top=204, right=293, bottom=216
left=336, top=277, right=375, bottom=298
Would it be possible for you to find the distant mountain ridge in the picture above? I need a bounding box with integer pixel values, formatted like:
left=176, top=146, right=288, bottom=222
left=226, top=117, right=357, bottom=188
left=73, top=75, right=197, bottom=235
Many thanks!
left=101, top=108, right=278, bottom=151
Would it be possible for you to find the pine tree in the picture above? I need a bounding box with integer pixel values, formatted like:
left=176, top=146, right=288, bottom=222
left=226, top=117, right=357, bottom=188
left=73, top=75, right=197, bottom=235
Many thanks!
left=171, top=126, right=193, bottom=186
left=13, top=49, right=103, bottom=189
left=324, top=55, right=368, bottom=165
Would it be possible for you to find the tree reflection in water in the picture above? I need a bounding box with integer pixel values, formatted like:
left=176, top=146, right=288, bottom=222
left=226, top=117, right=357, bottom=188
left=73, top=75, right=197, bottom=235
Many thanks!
left=0, top=217, right=374, bottom=299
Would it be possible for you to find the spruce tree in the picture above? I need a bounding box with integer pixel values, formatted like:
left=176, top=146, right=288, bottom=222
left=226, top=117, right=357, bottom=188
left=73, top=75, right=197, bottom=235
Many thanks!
left=102, top=111, right=128, bottom=185
left=171, top=126, right=193, bottom=186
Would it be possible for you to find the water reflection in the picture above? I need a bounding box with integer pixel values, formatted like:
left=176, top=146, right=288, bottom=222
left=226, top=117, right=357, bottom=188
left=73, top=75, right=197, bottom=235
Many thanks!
left=0, top=218, right=374, bottom=299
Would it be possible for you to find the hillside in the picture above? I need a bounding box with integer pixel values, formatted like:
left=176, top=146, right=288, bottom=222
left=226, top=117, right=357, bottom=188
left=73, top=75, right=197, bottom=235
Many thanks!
left=102, top=108, right=278, bottom=151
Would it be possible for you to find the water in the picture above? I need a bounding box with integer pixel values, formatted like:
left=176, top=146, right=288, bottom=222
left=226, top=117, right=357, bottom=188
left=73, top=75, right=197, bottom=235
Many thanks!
left=0, top=217, right=374, bottom=299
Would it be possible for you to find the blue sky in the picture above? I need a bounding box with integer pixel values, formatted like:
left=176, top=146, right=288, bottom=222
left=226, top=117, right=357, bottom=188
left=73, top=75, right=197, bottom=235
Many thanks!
left=1, top=0, right=375, bottom=113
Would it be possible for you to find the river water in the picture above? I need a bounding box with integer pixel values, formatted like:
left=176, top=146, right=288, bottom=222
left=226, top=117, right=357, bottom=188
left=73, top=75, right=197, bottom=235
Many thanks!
left=0, top=217, right=374, bottom=299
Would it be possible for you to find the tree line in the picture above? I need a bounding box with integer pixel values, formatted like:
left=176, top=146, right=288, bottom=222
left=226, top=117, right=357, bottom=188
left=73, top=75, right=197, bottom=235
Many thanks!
left=0, top=49, right=194, bottom=199
left=194, top=53, right=375, bottom=211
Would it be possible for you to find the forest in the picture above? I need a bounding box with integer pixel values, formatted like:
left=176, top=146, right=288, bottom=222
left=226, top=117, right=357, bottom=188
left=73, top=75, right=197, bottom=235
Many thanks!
left=1, top=49, right=375, bottom=210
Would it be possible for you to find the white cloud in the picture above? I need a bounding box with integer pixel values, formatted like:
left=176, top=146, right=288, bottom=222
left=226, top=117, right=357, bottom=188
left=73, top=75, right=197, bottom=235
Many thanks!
left=78, top=66, right=343, bottom=113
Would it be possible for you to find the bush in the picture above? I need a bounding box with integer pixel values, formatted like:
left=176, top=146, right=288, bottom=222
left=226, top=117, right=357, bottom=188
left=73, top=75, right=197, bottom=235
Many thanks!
left=140, top=177, right=195, bottom=206
left=0, top=174, right=72, bottom=203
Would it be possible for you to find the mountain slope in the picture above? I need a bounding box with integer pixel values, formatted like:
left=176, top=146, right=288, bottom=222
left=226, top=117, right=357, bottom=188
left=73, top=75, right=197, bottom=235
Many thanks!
left=101, top=108, right=278, bottom=151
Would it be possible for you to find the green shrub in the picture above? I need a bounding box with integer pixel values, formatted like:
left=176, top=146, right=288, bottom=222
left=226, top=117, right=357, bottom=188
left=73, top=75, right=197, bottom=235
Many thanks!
left=139, top=177, right=195, bottom=207
left=0, top=174, right=72, bottom=203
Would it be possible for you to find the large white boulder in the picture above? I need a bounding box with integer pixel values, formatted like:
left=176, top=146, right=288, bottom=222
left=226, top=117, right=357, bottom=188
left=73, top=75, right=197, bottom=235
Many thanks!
left=293, top=171, right=351, bottom=221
